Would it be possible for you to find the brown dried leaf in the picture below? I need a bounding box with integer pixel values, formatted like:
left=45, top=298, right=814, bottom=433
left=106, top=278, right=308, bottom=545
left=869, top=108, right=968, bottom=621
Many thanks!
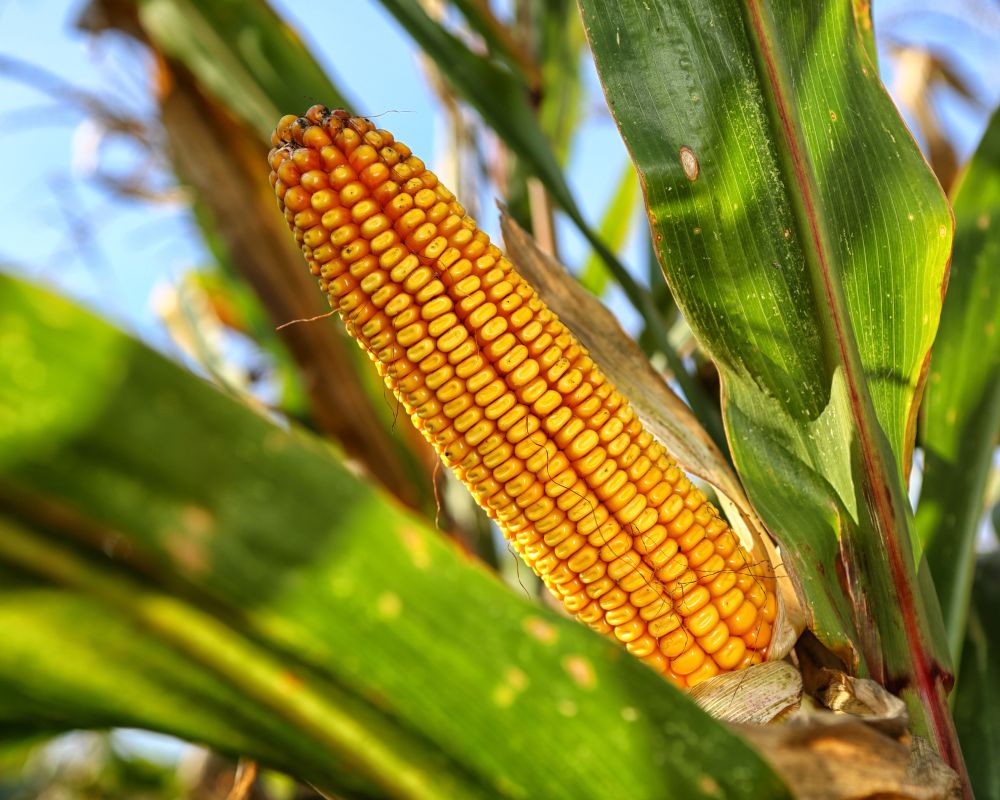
left=154, top=63, right=428, bottom=506
left=889, top=45, right=968, bottom=191
left=815, top=667, right=909, bottom=739
left=738, top=716, right=961, bottom=800
left=84, top=0, right=433, bottom=508
left=500, top=211, right=805, bottom=658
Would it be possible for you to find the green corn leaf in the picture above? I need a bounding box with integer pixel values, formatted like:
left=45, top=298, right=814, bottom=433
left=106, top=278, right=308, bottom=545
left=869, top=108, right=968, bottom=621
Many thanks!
left=916, top=109, right=1000, bottom=663
left=953, top=553, right=1000, bottom=800
left=0, top=273, right=788, bottom=800
left=580, top=0, right=959, bottom=767
left=130, top=0, right=352, bottom=139
left=374, top=0, right=678, bottom=368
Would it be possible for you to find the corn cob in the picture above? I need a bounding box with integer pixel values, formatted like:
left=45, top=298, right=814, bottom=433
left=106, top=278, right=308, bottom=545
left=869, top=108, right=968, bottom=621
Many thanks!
left=268, top=107, right=775, bottom=688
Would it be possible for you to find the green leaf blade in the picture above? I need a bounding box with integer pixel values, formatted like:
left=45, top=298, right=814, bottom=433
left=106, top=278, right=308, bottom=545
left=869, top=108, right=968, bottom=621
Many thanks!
left=579, top=0, right=959, bottom=765
left=917, top=109, right=1000, bottom=662
left=953, top=554, right=1000, bottom=800
left=579, top=160, right=639, bottom=296
left=374, top=0, right=679, bottom=360
left=133, top=0, right=352, bottom=139
left=0, top=274, right=789, bottom=800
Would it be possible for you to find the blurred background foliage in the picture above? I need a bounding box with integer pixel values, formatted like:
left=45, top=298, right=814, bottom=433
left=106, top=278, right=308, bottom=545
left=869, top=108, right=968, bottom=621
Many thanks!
left=0, top=0, right=998, bottom=797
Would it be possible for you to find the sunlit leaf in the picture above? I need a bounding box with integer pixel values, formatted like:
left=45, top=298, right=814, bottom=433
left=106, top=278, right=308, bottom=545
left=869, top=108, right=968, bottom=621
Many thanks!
left=0, top=274, right=788, bottom=800
left=374, top=0, right=677, bottom=365
left=126, top=0, right=352, bottom=139
left=580, top=0, right=956, bottom=761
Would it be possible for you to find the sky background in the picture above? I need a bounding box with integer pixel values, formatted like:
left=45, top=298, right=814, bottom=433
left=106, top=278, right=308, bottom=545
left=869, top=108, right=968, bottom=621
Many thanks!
left=2, top=0, right=999, bottom=351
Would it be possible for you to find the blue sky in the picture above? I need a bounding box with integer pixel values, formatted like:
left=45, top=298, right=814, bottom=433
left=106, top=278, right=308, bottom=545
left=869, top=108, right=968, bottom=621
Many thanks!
left=1, top=0, right=997, bottom=353
left=0, top=0, right=640, bottom=348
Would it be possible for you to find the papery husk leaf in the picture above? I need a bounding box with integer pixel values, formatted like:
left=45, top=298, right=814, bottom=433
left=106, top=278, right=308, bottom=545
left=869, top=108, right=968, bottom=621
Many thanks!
left=688, top=661, right=802, bottom=725
left=501, top=211, right=802, bottom=660
left=739, top=715, right=961, bottom=800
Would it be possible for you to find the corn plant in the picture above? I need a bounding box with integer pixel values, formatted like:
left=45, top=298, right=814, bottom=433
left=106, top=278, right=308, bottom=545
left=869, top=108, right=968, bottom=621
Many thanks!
left=1, top=1, right=997, bottom=799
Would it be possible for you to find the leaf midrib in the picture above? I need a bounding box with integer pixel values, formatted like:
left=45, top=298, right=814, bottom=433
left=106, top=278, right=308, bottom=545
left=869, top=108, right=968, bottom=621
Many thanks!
left=738, top=0, right=954, bottom=761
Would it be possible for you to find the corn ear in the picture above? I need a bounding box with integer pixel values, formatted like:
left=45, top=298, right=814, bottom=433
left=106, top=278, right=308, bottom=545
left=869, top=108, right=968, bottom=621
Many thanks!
left=268, top=107, right=776, bottom=688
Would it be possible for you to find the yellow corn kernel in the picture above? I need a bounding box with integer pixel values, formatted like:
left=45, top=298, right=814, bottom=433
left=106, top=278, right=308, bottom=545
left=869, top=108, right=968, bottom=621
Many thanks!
left=268, top=106, right=775, bottom=688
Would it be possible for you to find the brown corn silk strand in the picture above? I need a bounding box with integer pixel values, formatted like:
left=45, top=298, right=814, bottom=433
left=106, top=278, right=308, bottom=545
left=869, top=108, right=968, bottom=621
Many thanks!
left=268, top=107, right=775, bottom=688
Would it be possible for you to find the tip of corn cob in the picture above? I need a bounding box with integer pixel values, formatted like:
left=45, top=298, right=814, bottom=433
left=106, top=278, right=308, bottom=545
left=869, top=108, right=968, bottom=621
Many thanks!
left=267, top=106, right=777, bottom=688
